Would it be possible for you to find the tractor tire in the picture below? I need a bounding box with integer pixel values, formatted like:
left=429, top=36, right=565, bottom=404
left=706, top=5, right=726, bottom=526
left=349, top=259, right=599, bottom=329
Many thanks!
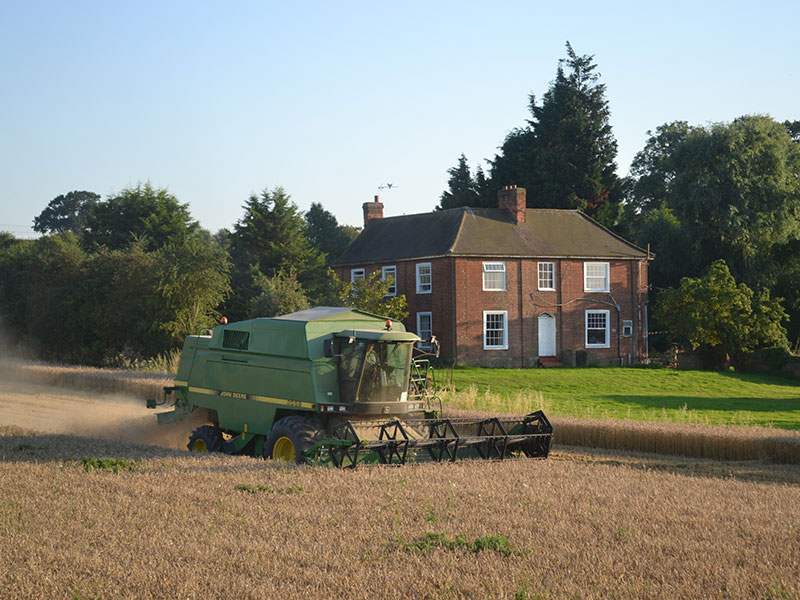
left=263, top=416, right=320, bottom=464
left=187, top=425, right=224, bottom=454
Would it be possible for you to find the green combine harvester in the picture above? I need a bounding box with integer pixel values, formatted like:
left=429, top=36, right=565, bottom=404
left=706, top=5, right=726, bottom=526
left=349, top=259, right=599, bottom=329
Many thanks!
left=147, top=307, right=552, bottom=467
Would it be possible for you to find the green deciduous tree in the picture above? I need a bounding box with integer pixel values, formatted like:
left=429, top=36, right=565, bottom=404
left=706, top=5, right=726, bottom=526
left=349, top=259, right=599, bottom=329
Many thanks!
left=624, top=121, right=693, bottom=215
left=323, top=269, right=408, bottom=321
left=656, top=260, right=787, bottom=368
left=152, top=236, right=231, bottom=341
left=670, top=117, right=800, bottom=289
left=623, top=115, right=800, bottom=346
left=626, top=116, right=800, bottom=288
left=83, top=182, right=199, bottom=251
left=33, top=190, right=100, bottom=235
left=250, top=268, right=311, bottom=318
left=785, top=119, right=800, bottom=143
left=0, top=233, right=88, bottom=356
left=0, top=232, right=231, bottom=362
left=87, top=240, right=165, bottom=356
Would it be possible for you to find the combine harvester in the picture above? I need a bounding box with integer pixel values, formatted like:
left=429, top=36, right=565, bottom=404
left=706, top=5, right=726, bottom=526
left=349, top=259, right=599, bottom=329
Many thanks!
left=147, top=307, right=552, bottom=467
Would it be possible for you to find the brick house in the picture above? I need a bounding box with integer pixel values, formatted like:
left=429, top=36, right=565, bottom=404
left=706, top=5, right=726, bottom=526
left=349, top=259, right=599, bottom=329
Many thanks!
left=333, top=186, right=651, bottom=367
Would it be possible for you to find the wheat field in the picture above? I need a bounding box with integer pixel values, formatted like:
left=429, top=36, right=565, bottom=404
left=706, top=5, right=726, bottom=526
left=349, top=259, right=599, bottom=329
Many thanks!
left=1, top=427, right=799, bottom=600
left=1, top=360, right=799, bottom=598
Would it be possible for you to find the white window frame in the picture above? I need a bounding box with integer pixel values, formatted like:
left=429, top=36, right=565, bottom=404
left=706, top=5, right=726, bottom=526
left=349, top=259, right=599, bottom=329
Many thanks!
left=483, top=310, right=508, bottom=350
left=416, top=262, right=432, bottom=294
left=622, top=319, right=633, bottom=337
left=416, top=311, right=432, bottom=349
left=382, top=265, right=397, bottom=296
left=538, top=262, right=555, bottom=291
left=482, top=261, right=506, bottom=291
left=350, top=268, right=365, bottom=283
left=585, top=309, right=610, bottom=348
left=584, top=262, right=610, bottom=292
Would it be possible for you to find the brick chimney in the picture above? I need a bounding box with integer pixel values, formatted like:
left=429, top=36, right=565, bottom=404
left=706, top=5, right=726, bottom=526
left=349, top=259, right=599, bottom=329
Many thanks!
left=363, top=195, right=384, bottom=227
left=498, top=185, right=527, bottom=225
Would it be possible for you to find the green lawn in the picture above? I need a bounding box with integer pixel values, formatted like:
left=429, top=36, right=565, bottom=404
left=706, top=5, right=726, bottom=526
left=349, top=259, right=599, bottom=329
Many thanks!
left=441, top=366, right=800, bottom=430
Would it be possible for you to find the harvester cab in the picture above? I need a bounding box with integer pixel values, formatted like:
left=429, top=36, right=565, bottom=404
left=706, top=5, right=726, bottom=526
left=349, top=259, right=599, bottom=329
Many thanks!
left=148, top=307, right=552, bottom=467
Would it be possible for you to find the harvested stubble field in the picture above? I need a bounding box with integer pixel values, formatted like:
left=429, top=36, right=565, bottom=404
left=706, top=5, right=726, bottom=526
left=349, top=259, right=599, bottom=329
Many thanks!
left=1, top=427, right=799, bottom=600
left=1, top=360, right=799, bottom=598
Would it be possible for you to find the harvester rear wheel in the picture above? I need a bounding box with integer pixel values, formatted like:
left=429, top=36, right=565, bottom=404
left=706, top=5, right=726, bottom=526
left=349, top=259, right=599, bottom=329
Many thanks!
left=263, top=416, right=320, bottom=464
left=187, top=426, right=224, bottom=454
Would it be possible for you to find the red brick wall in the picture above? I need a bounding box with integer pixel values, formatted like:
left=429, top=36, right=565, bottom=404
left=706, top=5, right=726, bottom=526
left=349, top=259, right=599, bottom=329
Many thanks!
left=334, top=258, right=456, bottom=357
left=335, top=256, right=649, bottom=367
left=547, top=259, right=648, bottom=366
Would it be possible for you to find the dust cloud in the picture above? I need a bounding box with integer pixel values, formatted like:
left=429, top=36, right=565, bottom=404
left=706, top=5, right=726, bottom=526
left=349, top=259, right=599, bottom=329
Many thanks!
left=0, top=359, right=203, bottom=451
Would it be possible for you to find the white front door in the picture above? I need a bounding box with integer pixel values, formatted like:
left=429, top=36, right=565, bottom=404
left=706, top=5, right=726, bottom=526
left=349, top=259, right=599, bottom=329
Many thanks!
left=538, top=313, right=556, bottom=356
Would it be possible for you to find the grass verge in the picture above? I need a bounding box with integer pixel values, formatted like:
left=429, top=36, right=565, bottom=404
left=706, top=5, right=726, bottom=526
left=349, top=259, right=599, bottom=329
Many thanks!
left=442, top=366, right=800, bottom=430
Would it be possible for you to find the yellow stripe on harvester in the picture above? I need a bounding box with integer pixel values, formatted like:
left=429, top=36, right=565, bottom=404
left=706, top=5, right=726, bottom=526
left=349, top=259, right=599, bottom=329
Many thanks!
left=187, top=386, right=314, bottom=410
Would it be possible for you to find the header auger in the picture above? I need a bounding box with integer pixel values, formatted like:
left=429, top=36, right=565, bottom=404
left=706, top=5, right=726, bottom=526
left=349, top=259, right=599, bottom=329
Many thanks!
left=147, top=307, right=552, bottom=467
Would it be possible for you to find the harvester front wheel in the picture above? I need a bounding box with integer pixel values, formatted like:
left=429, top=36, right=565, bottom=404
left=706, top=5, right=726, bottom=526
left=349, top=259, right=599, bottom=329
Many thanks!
left=187, top=426, right=224, bottom=454
left=263, top=416, right=319, bottom=464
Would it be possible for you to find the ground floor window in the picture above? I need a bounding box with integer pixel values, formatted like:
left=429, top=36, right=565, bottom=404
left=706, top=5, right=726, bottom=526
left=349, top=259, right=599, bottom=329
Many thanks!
left=586, top=309, right=610, bottom=348
left=416, top=312, right=432, bottom=349
left=483, top=311, right=508, bottom=350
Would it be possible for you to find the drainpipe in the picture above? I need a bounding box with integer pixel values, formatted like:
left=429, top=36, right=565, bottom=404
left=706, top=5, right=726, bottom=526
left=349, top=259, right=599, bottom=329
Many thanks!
left=557, top=260, right=563, bottom=361
left=518, top=259, right=524, bottom=368
left=617, top=304, right=622, bottom=366
left=644, top=302, right=649, bottom=364
left=451, top=257, right=458, bottom=366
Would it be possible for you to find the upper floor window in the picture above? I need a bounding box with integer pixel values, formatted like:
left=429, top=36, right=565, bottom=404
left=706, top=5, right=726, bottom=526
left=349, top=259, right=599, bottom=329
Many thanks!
left=584, top=262, right=609, bottom=292
left=416, top=312, right=432, bottom=349
left=351, top=268, right=365, bottom=283
left=586, top=309, right=610, bottom=348
left=482, top=261, right=506, bottom=291
left=382, top=265, right=397, bottom=296
left=416, top=262, right=432, bottom=294
left=538, top=262, right=555, bottom=290
left=483, top=310, right=508, bottom=350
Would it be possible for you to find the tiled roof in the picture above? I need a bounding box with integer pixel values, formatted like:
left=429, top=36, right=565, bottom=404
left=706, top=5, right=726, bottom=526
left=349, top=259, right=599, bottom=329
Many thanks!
left=334, top=207, right=647, bottom=265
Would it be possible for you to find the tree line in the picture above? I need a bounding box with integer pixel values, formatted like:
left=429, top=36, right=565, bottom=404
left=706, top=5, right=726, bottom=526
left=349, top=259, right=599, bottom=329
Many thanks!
left=0, top=184, right=407, bottom=365
left=440, top=42, right=800, bottom=362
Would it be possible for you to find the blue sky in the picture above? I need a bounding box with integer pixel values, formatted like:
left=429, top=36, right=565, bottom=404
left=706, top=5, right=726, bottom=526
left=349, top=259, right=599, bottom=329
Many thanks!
left=1, top=0, right=797, bottom=238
